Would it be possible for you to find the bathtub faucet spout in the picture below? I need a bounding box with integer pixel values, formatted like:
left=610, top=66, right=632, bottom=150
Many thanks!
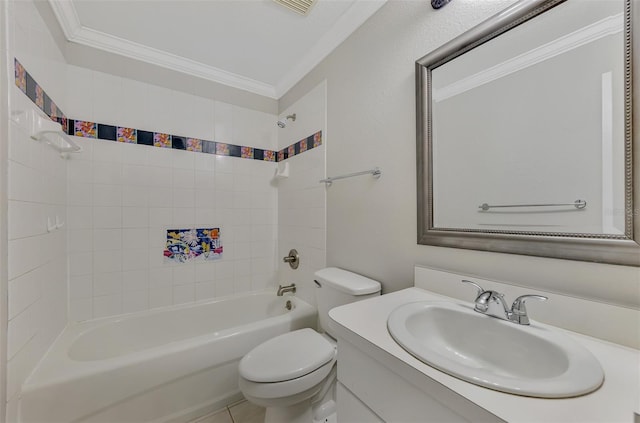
left=277, top=284, right=296, bottom=296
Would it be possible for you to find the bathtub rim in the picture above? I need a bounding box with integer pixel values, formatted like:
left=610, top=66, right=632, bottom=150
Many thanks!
left=22, top=290, right=316, bottom=392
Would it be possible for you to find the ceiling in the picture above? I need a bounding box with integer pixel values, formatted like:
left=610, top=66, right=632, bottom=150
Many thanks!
left=48, top=0, right=387, bottom=99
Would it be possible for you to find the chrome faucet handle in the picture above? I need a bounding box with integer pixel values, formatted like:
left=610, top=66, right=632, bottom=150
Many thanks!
left=461, top=279, right=485, bottom=298
left=510, top=295, right=548, bottom=325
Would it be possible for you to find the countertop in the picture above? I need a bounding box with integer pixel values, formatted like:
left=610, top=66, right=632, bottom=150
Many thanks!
left=328, top=288, right=640, bottom=423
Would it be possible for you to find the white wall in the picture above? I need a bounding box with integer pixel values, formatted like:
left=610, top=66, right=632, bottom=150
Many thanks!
left=65, top=66, right=279, bottom=321
left=277, top=81, right=327, bottom=307
left=5, top=1, right=69, bottom=420
left=279, top=0, right=640, bottom=340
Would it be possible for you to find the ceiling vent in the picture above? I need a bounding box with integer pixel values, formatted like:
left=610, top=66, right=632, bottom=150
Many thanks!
left=273, top=0, right=316, bottom=16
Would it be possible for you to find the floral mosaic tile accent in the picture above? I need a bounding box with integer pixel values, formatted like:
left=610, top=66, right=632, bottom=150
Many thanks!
left=264, top=150, right=276, bottom=162
left=287, top=144, right=295, bottom=158
left=49, top=101, right=59, bottom=119
left=312, top=131, right=322, bottom=148
left=154, top=133, right=172, bottom=148
left=216, top=143, right=230, bottom=156
left=75, top=120, right=97, bottom=138
left=241, top=146, right=254, bottom=159
left=164, top=228, right=223, bottom=263
left=117, top=127, right=137, bottom=143
left=35, top=85, right=44, bottom=110
left=14, top=59, right=26, bottom=93
left=299, top=139, right=308, bottom=153
left=187, top=138, right=202, bottom=152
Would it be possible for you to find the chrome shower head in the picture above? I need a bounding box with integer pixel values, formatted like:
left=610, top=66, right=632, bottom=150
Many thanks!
left=277, top=113, right=296, bottom=128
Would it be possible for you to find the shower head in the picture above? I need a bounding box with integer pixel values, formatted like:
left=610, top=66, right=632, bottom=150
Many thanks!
left=277, top=113, right=296, bottom=128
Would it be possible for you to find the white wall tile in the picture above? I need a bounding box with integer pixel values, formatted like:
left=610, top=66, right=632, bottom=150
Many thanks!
left=233, top=106, right=277, bottom=151
left=93, top=272, right=122, bottom=297
left=69, top=299, right=93, bottom=322
left=93, top=206, right=122, bottom=229
left=144, top=84, right=175, bottom=134
left=173, top=284, right=195, bottom=305
left=8, top=269, right=41, bottom=320
left=8, top=237, right=42, bottom=280
left=69, top=252, right=93, bottom=276
left=60, top=71, right=282, bottom=323
left=119, top=78, right=149, bottom=130
left=122, top=207, right=148, bottom=228
left=92, top=228, right=122, bottom=251
left=190, top=96, right=215, bottom=141
left=93, top=250, right=123, bottom=274
left=7, top=305, right=36, bottom=359
left=123, top=290, right=149, bottom=314
left=93, top=184, right=123, bottom=207
left=123, top=269, right=149, bottom=292
left=214, top=101, right=233, bottom=143
left=195, top=282, right=216, bottom=301
left=93, top=71, right=123, bottom=125
left=93, top=294, right=122, bottom=319
left=66, top=65, right=94, bottom=121
left=69, top=275, right=92, bottom=299
left=149, top=287, right=172, bottom=309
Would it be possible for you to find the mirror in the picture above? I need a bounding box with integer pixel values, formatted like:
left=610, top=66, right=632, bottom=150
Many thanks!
left=416, top=0, right=639, bottom=266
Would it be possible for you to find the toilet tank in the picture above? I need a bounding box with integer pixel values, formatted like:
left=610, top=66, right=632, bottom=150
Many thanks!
left=314, top=267, right=381, bottom=337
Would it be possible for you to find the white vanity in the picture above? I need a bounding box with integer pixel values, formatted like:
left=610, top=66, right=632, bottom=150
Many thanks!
left=328, top=267, right=640, bottom=422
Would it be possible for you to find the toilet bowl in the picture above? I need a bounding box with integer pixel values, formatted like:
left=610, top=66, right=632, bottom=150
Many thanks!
left=238, top=268, right=381, bottom=423
left=239, top=329, right=336, bottom=407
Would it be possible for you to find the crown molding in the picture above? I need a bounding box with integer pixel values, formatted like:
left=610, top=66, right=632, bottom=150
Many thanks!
left=48, top=0, right=386, bottom=100
left=433, top=13, right=623, bottom=103
left=275, top=0, right=387, bottom=97
left=47, top=0, right=278, bottom=98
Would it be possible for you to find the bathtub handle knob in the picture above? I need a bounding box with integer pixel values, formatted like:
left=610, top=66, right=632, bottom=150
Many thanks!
left=283, top=249, right=299, bottom=269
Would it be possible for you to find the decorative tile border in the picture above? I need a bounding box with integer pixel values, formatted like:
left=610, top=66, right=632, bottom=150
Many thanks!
left=278, top=131, right=323, bottom=161
left=14, top=58, right=322, bottom=163
left=15, top=58, right=68, bottom=132
left=164, top=228, right=223, bottom=263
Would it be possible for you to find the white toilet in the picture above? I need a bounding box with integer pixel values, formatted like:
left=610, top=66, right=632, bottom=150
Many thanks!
left=238, top=267, right=381, bottom=423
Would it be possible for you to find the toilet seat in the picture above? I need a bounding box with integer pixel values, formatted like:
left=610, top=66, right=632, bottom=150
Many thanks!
left=238, top=329, right=337, bottom=406
left=239, top=328, right=336, bottom=383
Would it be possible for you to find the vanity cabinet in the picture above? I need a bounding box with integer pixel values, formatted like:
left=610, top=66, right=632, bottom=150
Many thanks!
left=335, top=338, right=502, bottom=423
left=329, top=286, right=639, bottom=423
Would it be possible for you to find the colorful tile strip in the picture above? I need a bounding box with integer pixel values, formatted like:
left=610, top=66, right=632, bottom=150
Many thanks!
left=13, top=58, right=322, bottom=164
left=164, top=228, right=223, bottom=263
left=278, top=131, right=323, bottom=162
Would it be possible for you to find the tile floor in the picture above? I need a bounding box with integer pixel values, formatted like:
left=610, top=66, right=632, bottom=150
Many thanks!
left=192, top=400, right=266, bottom=423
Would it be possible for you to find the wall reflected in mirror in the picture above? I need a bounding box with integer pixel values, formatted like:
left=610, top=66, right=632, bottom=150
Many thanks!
left=431, top=0, right=625, bottom=235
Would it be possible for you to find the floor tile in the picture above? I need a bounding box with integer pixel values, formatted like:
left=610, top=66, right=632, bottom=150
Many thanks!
left=193, top=409, right=233, bottom=423
left=229, top=400, right=266, bottom=423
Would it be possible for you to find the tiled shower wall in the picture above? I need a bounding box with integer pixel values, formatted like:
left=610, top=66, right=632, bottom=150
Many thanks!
left=65, top=66, right=279, bottom=321
left=6, top=0, right=69, bottom=419
left=277, top=82, right=327, bottom=307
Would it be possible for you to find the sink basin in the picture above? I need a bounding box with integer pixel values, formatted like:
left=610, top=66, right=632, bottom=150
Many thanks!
left=387, top=301, right=604, bottom=398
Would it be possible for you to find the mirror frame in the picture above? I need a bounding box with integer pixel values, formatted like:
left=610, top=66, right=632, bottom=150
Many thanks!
left=416, top=0, right=639, bottom=266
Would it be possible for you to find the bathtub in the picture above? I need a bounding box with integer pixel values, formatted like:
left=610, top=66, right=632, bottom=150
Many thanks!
left=19, top=291, right=316, bottom=423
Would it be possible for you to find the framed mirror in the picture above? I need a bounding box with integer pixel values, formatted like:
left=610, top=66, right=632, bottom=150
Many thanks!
left=416, top=0, right=639, bottom=266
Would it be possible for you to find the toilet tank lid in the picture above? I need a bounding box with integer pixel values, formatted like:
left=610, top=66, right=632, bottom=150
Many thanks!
left=314, top=267, right=381, bottom=295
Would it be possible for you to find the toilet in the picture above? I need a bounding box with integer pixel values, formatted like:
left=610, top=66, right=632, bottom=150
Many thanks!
left=238, top=267, right=381, bottom=423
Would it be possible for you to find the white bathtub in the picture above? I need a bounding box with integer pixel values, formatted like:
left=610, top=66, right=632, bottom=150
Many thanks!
left=20, top=291, right=316, bottom=423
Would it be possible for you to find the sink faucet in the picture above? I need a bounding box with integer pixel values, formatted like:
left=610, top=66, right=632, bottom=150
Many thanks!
left=461, top=280, right=547, bottom=325
left=277, top=283, right=296, bottom=296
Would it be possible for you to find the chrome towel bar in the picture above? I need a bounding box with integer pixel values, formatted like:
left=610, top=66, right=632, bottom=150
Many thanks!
left=320, top=167, right=381, bottom=186
left=478, top=199, right=587, bottom=211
